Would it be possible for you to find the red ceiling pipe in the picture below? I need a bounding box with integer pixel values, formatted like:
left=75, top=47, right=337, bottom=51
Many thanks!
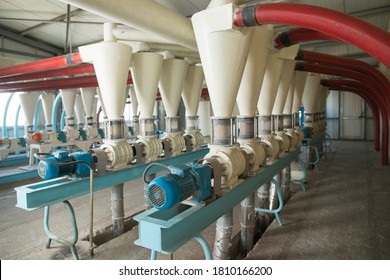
left=0, top=64, right=95, bottom=83
left=296, top=50, right=390, bottom=111
left=0, top=52, right=83, bottom=79
left=275, top=28, right=343, bottom=49
left=234, top=3, right=390, bottom=68
left=0, top=73, right=133, bottom=93
left=296, top=63, right=389, bottom=165
left=322, top=80, right=380, bottom=151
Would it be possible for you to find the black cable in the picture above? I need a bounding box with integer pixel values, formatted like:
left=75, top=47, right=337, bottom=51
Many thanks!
left=142, top=162, right=170, bottom=184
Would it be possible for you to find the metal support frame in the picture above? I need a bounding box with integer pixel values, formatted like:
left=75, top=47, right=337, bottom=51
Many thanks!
left=134, top=148, right=300, bottom=255
left=150, top=234, right=212, bottom=260
left=44, top=200, right=79, bottom=260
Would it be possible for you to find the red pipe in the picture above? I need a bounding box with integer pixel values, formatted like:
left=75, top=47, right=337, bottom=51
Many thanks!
left=0, top=73, right=133, bottom=93
left=0, top=64, right=94, bottom=83
left=0, top=52, right=83, bottom=78
left=322, top=80, right=380, bottom=151
left=275, top=28, right=343, bottom=49
left=296, top=63, right=389, bottom=165
left=297, top=50, right=390, bottom=112
left=234, top=3, right=390, bottom=68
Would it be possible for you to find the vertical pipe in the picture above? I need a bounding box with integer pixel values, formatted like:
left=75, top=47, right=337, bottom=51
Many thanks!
left=257, top=182, right=271, bottom=233
left=240, top=193, right=255, bottom=255
left=213, top=210, right=233, bottom=260
left=14, top=104, right=21, bottom=156
left=3, top=93, right=15, bottom=138
left=111, top=184, right=125, bottom=237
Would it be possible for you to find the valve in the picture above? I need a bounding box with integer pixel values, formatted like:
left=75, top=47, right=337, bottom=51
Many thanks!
left=145, top=163, right=212, bottom=210
left=37, top=150, right=93, bottom=180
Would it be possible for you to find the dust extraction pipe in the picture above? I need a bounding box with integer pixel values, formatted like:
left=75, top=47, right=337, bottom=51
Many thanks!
left=275, top=27, right=343, bottom=49
left=234, top=3, right=390, bottom=68
left=59, top=0, right=197, bottom=51
left=296, top=50, right=390, bottom=112
left=297, top=63, right=389, bottom=166
left=322, top=80, right=381, bottom=152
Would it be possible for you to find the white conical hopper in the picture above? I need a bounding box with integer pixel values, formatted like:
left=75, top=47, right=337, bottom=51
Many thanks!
left=302, top=73, right=321, bottom=113
left=79, top=42, right=132, bottom=120
left=283, top=72, right=296, bottom=115
left=129, top=85, right=138, bottom=117
left=74, top=93, right=85, bottom=124
left=40, top=91, right=55, bottom=126
left=192, top=3, right=252, bottom=117
left=318, top=86, right=329, bottom=113
left=80, top=87, right=97, bottom=118
left=257, top=51, right=284, bottom=115
left=60, top=89, right=77, bottom=118
left=292, top=71, right=308, bottom=114
left=159, top=58, right=188, bottom=117
left=17, top=92, right=40, bottom=127
left=130, top=52, right=163, bottom=119
left=96, top=88, right=107, bottom=118
left=272, top=60, right=297, bottom=115
left=181, top=65, right=204, bottom=117
left=237, top=26, right=273, bottom=116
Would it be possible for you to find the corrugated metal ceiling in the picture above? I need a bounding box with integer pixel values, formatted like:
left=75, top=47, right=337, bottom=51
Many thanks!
left=0, top=0, right=389, bottom=65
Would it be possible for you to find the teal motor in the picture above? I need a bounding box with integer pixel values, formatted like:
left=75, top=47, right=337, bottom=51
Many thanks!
left=37, top=150, right=93, bottom=180
left=146, top=163, right=212, bottom=210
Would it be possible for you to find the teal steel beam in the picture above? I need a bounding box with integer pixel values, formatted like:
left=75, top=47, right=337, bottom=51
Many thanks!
left=134, top=148, right=300, bottom=254
left=15, top=147, right=209, bottom=210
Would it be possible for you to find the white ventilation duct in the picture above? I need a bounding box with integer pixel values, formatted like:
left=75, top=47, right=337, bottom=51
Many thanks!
left=59, top=0, right=197, bottom=50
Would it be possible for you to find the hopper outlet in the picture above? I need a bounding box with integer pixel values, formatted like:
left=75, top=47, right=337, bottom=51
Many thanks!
left=60, top=88, right=77, bottom=118
left=79, top=41, right=132, bottom=121
left=257, top=51, right=285, bottom=116
left=80, top=87, right=97, bottom=118
left=182, top=65, right=204, bottom=117
left=130, top=52, right=163, bottom=119
left=40, top=91, right=55, bottom=127
left=159, top=58, right=189, bottom=117
left=17, top=92, right=40, bottom=130
left=302, top=73, right=321, bottom=113
left=192, top=3, right=252, bottom=117
left=237, top=26, right=274, bottom=117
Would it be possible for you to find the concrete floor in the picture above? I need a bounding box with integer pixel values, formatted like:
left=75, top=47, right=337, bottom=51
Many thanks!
left=0, top=140, right=389, bottom=260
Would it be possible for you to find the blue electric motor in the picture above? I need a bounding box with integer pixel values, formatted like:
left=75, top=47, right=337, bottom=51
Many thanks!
left=147, top=163, right=212, bottom=210
left=37, top=150, right=93, bottom=180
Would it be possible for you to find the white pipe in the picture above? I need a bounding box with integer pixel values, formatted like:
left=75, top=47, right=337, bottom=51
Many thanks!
left=113, top=27, right=172, bottom=44
left=59, top=0, right=197, bottom=50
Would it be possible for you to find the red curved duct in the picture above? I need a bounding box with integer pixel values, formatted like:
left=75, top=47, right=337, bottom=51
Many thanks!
left=275, top=28, right=343, bottom=49
left=321, top=80, right=380, bottom=151
left=297, top=63, right=389, bottom=165
left=234, top=3, right=390, bottom=67
left=296, top=50, right=390, bottom=111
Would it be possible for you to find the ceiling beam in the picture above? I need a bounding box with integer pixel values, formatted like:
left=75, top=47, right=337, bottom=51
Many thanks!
left=19, top=8, right=84, bottom=36
left=0, top=25, right=62, bottom=55
left=0, top=48, right=52, bottom=59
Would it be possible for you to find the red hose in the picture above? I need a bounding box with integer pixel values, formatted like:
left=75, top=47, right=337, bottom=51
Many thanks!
left=297, top=63, right=390, bottom=165
left=234, top=3, right=390, bottom=68
left=297, top=50, right=390, bottom=112
left=322, top=80, right=380, bottom=152
left=275, top=28, right=343, bottom=49
left=0, top=52, right=83, bottom=78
